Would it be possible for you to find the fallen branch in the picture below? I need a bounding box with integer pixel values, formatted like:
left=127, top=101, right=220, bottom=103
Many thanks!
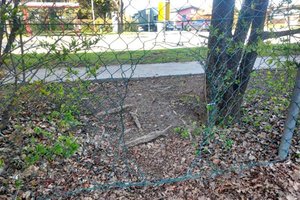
left=129, top=111, right=143, bottom=132
left=96, top=104, right=133, bottom=116
left=125, top=125, right=172, bottom=147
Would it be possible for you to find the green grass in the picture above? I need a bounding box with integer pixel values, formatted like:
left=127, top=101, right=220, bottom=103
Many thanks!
left=13, top=47, right=207, bottom=69
left=76, top=47, right=207, bottom=65
left=10, top=43, right=300, bottom=69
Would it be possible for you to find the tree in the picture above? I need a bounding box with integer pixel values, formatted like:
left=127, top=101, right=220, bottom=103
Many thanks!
left=117, top=0, right=124, bottom=33
left=0, top=0, right=22, bottom=131
left=206, top=0, right=300, bottom=125
left=77, top=0, right=118, bottom=21
left=0, top=0, right=21, bottom=60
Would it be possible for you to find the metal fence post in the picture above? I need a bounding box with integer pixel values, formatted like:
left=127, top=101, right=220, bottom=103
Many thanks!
left=278, top=64, right=300, bottom=160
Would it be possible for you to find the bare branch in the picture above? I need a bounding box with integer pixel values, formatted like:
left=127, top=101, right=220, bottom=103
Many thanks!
left=262, top=28, right=300, bottom=40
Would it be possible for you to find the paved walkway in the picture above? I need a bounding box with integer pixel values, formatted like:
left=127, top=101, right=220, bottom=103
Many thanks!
left=2, top=55, right=300, bottom=83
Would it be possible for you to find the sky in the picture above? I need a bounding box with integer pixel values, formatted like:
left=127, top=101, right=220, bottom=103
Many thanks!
left=123, top=0, right=300, bottom=15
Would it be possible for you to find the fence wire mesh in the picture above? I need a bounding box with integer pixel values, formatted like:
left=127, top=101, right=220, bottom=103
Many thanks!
left=0, top=0, right=300, bottom=199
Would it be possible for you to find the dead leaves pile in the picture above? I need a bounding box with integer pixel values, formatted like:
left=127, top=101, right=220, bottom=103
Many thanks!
left=0, top=75, right=300, bottom=199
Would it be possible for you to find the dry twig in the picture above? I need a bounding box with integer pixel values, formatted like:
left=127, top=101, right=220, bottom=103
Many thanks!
left=129, top=111, right=143, bottom=132
left=125, top=125, right=172, bottom=147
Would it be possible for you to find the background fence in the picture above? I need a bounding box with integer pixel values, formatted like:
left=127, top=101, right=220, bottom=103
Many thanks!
left=0, top=0, right=300, bottom=199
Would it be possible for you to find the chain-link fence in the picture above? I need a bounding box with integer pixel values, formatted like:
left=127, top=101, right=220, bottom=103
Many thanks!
left=0, top=0, right=300, bottom=199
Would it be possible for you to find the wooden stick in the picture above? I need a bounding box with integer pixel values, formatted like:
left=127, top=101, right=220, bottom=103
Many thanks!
left=125, top=125, right=172, bottom=147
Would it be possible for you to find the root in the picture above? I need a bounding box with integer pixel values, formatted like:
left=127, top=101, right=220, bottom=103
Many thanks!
left=96, top=104, right=133, bottom=116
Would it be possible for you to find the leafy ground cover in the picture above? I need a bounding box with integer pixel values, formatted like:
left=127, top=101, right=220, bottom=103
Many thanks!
left=0, top=64, right=299, bottom=199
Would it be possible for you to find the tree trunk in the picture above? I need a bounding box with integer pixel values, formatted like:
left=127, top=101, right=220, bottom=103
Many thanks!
left=206, top=0, right=235, bottom=124
left=117, top=0, right=124, bottom=34
left=217, top=0, right=255, bottom=123
left=0, top=0, right=6, bottom=59
left=1, top=0, right=20, bottom=58
left=0, top=0, right=21, bottom=131
left=207, top=0, right=269, bottom=125
left=228, top=0, right=269, bottom=120
left=229, top=0, right=254, bottom=72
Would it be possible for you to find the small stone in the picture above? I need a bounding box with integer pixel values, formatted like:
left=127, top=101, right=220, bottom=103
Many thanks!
left=249, top=155, right=256, bottom=160
left=181, top=158, right=186, bottom=164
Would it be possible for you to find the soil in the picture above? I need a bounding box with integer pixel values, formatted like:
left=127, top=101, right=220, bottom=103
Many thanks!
left=124, top=75, right=207, bottom=138
left=0, top=74, right=300, bottom=199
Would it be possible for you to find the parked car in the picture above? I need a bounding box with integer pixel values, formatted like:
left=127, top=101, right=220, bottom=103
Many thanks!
left=166, top=23, right=175, bottom=31
left=186, top=20, right=210, bottom=31
left=137, top=26, right=144, bottom=32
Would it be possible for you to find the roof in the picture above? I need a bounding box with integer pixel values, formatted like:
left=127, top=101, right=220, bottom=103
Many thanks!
left=173, top=5, right=199, bottom=12
left=23, top=2, right=79, bottom=8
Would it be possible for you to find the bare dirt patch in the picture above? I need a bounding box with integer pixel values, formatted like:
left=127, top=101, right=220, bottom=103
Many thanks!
left=1, top=74, right=299, bottom=199
left=124, top=75, right=206, bottom=138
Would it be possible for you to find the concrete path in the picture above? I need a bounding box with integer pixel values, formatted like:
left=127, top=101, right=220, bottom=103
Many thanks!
left=4, top=31, right=299, bottom=54
left=3, top=31, right=208, bottom=54
left=2, top=55, right=300, bottom=84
